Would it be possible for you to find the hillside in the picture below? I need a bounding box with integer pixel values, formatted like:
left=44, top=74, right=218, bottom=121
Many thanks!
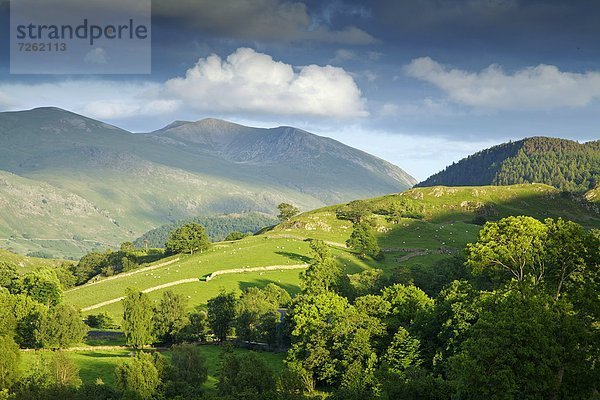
left=65, top=183, right=600, bottom=320
left=0, top=248, right=67, bottom=273
left=133, top=212, right=278, bottom=248
left=417, top=137, right=600, bottom=192
left=0, top=107, right=415, bottom=258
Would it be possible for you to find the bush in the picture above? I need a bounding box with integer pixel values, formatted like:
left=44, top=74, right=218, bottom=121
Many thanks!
left=85, top=313, right=117, bottom=330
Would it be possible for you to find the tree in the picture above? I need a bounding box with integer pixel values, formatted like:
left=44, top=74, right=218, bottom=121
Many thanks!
left=346, top=221, right=381, bottom=259
left=382, top=327, right=422, bottom=375
left=0, top=335, right=20, bottom=391
left=0, top=289, right=16, bottom=338
left=115, top=352, right=159, bottom=400
left=120, top=242, right=135, bottom=253
left=207, top=291, right=238, bottom=342
left=122, top=289, right=154, bottom=349
left=288, top=291, right=385, bottom=388
left=52, top=264, right=77, bottom=290
left=153, top=291, right=188, bottom=344
left=449, top=291, right=597, bottom=399
left=11, top=293, right=47, bottom=348
left=415, top=280, right=480, bottom=370
left=466, top=216, right=547, bottom=285
left=16, top=270, right=62, bottom=306
left=15, top=352, right=82, bottom=399
left=263, top=283, right=292, bottom=307
left=48, top=352, right=82, bottom=388
left=381, top=284, right=434, bottom=331
left=224, top=231, right=248, bottom=241
left=73, top=251, right=108, bottom=285
left=277, top=203, right=300, bottom=222
left=217, top=350, right=276, bottom=397
left=236, top=287, right=279, bottom=342
left=165, top=222, right=210, bottom=255
left=178, top=307, right=209, bottom=343
left=341, top=269, right=387, bottom=300
left=169, top=343, right=208, bottom=395
left=35, top=304, right=88, bottom=349
left=0, top=262, right=18, bottom=292
left=300, top=240, right=342, bottom=294
left=335, top=200, right=372, bottom=223
left=544, top=218, right=599, bottom=298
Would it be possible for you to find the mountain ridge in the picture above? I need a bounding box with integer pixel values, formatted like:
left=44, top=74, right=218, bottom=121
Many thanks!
left=0, top=107, right=415, bottom=258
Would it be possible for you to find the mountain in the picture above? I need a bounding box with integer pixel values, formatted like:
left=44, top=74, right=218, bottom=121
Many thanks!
left=148, top=118, right=416, bottom=203
left=418, top=137, right=600, bottom=192
left=0, top=107, right=415, bottom=258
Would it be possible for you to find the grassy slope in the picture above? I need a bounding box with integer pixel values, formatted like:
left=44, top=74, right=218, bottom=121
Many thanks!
left=0, top=248, right=67, bottom=273
left=65, top=183, right=600, bottom=321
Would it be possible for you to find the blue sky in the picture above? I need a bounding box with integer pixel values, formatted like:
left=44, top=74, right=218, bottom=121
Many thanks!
left=1, top=0, right=599, bottom=180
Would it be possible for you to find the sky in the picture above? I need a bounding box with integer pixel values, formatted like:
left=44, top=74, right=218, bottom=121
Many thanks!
left=1, top=0, right=599, bottom=180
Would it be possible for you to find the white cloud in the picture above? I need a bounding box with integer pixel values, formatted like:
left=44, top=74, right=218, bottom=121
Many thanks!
left=0, top=81, right=174, bottom=120
left=0, top=48, right=368, bottom=120
left=84, top=48, right=109, bottom=65
left=81, top=99, right=180, bottom=120
left=153, top=0, right=374, bottom=44
left=406, top=57, right=600, bottom=110
left=164, top=47, right=368, bottom=118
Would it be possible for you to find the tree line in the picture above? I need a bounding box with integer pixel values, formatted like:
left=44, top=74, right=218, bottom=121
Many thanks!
left=418, top=137, right=600, bottom=192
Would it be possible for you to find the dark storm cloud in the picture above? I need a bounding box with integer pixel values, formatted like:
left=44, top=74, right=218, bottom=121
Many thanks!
left=365, top=0, right=600, bottom=63
left=152, top=0, right=375, bottom=44
left=373, top=0, right=599, bottom=35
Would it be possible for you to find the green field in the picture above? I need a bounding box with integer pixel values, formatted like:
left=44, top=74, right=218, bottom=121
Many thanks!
left=20, top=345, right=286, bottom=390
left=65, top=236, right=313, bottom=317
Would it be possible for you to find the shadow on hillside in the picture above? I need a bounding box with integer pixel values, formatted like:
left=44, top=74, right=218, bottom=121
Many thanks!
left=424, top=188, right=599, bottom=225
left=375, top=188, right=600, bottom=258
left=274, top=251, right=311, bottom=264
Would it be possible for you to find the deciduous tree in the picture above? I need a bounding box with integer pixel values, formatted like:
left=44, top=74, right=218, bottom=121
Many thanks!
left=277, top=203, right=300, bottom=222
left=153, top=290, right=188, bottom=344
left=165, top=222, right=210, bottom=255
left=115, top=351, right=159, bottom=400
left=207, top=291, right=237, bottom=342
left=35, top=304, right=88, bottom=349
left=122, top=289, right=154, bottom=349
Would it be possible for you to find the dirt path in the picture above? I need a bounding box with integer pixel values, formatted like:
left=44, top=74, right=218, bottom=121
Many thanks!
left=80, top=263, right=308, bottom=312
left=66, top=258, right=181, bottom=293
